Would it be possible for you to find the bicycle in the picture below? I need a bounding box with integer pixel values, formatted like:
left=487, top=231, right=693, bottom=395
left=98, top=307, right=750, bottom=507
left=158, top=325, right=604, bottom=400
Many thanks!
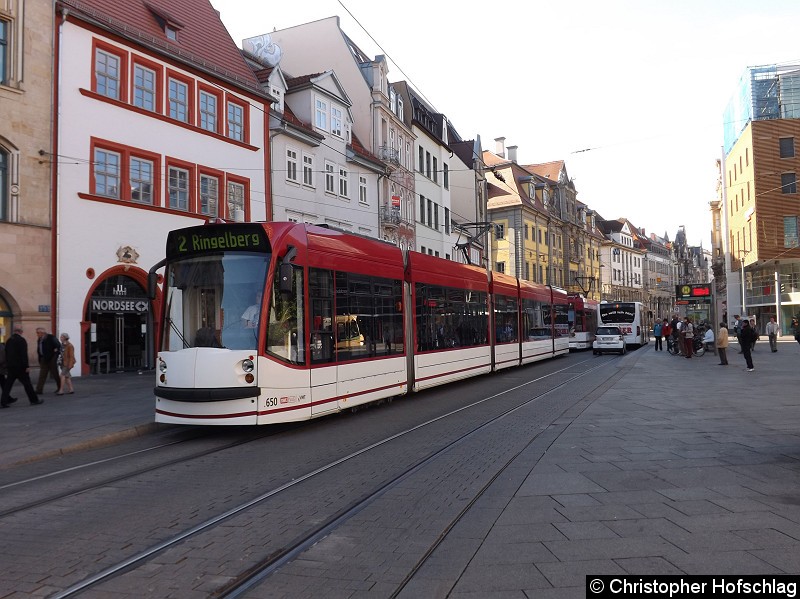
left=668, top=334, right=705, bottom=357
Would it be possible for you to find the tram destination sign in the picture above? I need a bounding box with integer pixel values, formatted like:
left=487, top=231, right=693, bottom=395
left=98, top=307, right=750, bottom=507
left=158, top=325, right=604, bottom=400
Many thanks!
left=675, top=283, right=712, bottom=302
left=166, top=223, right=269, bottom=259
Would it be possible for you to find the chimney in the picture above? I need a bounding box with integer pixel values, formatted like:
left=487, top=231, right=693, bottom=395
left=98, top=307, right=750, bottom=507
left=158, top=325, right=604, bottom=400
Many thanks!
left=494, top=136, right=506, bottom=158
left=507, top=145, right=518, bottom=163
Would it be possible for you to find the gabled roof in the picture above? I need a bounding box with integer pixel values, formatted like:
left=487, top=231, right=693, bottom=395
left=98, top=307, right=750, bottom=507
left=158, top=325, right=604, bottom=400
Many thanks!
left=524, top=160, right=565, bottom=182
left=451, top=140, right=479, bottom=168
left=392, top=80, right=449, bottom=148
left=280, top=104, right=322, bottom=140
left=285, top=73, right=324, bottom=88
left=61, top=0, right=266, bottom=96
left=348, top=133, right=383, bottom=169
left=285, top=70, right=353, bottom=108
left=598, top=219, right=624, bottom=234
left=483, top=151, right=547, bottom=214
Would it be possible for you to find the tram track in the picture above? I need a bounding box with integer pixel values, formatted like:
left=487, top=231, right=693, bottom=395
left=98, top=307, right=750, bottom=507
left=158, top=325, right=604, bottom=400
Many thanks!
left=46, top=354, right=619, bottom=598
left=0, top=425, right=298, bottom=519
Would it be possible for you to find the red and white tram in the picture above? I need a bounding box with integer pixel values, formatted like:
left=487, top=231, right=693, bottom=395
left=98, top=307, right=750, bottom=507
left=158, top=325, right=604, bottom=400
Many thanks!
left=152, top=222, right=569, bottom=425
left=567, top=294, right=599, bottom=350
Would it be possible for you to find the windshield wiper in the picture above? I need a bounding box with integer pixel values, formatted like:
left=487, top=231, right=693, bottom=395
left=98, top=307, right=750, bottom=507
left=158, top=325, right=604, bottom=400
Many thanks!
left=168, top=318, right=190, bottom=349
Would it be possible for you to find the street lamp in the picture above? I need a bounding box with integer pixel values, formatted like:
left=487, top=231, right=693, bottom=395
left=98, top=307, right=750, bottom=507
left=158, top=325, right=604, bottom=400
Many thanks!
left=739, top=249, right=748, bottom=318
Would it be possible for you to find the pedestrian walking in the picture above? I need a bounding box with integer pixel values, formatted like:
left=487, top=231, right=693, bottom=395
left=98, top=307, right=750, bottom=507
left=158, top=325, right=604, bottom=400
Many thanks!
left=35, top=327, right=61, bottom=395
left=653, top=319, right=663, bottom=351
left=682, top=317, right=694, bottom=358
left=716, top=322, right=729, bottom=365
left=740, top=319, right=757, bottom=371
left=765, top=316, right=779, bottom=352
left=791, top=317, right=800, bottom=346
left=749, top=318, right=758, bottom=352
left=1, top=325, right=43, bottom=407
left=57, top=333, right=76, bottom=395
left=733, top=314, right=743, bottom=353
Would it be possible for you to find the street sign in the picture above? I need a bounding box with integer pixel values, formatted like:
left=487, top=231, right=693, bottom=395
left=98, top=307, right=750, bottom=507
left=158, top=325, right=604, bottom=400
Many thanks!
left=675, top=283, right=712, bottom=300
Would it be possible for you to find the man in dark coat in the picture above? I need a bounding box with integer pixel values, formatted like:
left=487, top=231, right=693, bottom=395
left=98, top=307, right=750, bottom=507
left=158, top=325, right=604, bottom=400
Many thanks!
left=35, top=327, right=61, bottom=394
left=1, top=325, right=42, bottom=407
left=740, top=320, right=757, bottom=372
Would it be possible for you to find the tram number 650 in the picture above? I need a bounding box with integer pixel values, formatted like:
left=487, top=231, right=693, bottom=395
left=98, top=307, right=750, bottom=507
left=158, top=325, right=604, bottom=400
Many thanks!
left=264, top=397, right=279, bottom=407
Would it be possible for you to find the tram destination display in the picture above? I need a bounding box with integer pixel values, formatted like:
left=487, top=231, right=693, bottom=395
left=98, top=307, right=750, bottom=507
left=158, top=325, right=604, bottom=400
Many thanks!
left=166, top=223, right=269, bottom=259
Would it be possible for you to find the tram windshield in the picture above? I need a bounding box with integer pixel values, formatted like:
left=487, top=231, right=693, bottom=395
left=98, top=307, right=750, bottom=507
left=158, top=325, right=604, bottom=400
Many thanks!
left=162, top=252, right=269, bottom=351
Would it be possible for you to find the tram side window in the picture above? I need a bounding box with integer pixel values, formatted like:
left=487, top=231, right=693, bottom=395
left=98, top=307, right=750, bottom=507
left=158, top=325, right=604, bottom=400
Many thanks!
left=416, top=283, right=488, bottom=351
left=310, top=268, right=334, bottom=364
left=334, top=272, right=404, bottom=361
left=552, top=303, right=570, bottom=337
left=374, top=279, right=403, bottom=356
left=522, top=298, right=548, bottom=339
left=266, top=264, right=305, bottom=364
left=494, top=294, right=518, bottom=343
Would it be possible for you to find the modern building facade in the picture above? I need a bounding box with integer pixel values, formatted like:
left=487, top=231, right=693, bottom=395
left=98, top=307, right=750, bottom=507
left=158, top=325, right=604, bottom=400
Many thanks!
left=722, top=63, right=800, bottom=332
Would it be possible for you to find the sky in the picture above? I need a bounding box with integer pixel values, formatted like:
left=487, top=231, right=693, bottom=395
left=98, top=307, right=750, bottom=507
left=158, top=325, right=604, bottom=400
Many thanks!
left=213, top=0, right=800, bottom=249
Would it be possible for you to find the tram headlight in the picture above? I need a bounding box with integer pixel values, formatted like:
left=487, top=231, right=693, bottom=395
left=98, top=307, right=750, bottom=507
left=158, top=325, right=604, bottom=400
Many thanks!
left=158, top=358, right=167, bottom=373
left=241, top=358, right=254, bottom=373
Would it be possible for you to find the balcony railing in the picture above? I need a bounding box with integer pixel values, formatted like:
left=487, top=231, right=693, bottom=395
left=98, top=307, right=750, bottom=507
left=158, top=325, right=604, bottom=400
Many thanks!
left=380, top=206, right=402, bottom=225
left=379, top=146, right=400, bottom=165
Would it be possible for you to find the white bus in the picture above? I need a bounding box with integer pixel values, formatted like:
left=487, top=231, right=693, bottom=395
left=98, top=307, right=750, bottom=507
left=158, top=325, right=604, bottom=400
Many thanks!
left=597, top=301, right=649, bottom=347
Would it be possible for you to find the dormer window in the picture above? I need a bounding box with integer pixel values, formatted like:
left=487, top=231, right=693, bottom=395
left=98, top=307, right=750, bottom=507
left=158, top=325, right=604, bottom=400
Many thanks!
left=146, top=3, right=183, bottom=42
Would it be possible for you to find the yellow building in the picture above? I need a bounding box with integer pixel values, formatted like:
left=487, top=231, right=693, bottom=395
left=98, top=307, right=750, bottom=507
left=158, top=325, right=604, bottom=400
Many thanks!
left=484, top=142, right=602, bottom=300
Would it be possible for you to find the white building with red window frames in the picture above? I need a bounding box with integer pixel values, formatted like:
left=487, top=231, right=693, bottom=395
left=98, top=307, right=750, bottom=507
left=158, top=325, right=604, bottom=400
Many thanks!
left=54, top=0, right=272, bottom=375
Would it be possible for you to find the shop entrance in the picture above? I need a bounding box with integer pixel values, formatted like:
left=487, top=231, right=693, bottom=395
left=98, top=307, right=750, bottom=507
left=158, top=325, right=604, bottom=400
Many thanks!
left=86, top=275, right=149, bottom=372
left=0, top=293, right=13, bottom=342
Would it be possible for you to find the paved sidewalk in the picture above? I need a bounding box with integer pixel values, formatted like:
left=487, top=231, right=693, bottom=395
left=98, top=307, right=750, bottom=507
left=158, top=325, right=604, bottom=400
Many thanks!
left=1, top=339, right=799, bottom=595
left=442, top=338, right=800, bottom=595
left=0, top=369, right=159, bottom=469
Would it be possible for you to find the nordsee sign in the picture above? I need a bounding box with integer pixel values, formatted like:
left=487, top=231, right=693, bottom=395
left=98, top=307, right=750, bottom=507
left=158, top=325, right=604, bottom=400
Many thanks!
left=91, top=298, right=149, bottom=313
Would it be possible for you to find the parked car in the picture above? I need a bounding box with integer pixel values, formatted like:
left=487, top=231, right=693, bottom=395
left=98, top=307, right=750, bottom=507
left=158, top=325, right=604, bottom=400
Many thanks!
left=593, top=325, right=626, bottom=355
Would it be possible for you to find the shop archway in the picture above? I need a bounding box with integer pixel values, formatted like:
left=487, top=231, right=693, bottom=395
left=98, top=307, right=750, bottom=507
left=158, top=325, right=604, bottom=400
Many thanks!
left=0, top=292, right=14, bottom=342
left=82, top=266, right=160, bottom=374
